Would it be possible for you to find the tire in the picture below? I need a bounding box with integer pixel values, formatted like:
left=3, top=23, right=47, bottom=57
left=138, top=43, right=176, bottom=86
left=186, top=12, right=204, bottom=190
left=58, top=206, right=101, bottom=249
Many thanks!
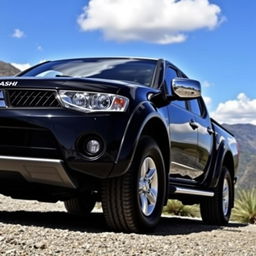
left=101, top=136, right=166, bottom=232
left=64, top=195, right=96, bottom=216
left=200, top=166, right=234, bottom=225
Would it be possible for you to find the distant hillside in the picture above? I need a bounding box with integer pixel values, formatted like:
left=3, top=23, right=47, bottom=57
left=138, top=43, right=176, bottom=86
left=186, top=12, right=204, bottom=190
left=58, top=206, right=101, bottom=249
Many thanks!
left=223, top=123, right=256, bottom=190
left=0, top=61, right=20, bottom=76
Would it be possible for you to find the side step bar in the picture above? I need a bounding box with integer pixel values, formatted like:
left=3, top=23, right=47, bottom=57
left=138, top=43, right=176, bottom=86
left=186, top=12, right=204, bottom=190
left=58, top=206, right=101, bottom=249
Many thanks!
left=170, top=186, right=214, bottom=197
left=0, top=155, right=76, bottom=189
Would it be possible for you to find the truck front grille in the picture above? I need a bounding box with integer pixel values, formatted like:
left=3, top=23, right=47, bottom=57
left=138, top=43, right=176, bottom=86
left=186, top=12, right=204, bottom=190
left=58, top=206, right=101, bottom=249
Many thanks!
left=7, top=89, right=61, bottom=108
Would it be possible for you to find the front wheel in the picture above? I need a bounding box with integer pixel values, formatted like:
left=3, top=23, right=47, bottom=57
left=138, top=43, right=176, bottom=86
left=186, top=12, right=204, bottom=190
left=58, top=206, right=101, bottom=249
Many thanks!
left=200, top=166, right=234, bottom=225
left=101, top=136, right=166, bottom=232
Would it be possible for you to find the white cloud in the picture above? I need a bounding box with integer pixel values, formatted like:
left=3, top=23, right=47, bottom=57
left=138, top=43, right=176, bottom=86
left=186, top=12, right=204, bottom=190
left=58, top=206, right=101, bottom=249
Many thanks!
left=78, top=0, right=222, bottom=44
left=11, top=63, right=31, bottom=71
left=211, top=93, right=256, bottom=125
left=12, top=29, right=25, bottom=39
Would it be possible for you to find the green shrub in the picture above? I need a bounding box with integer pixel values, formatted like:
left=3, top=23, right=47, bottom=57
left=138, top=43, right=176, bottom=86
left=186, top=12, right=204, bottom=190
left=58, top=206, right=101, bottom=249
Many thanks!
left=163, top=199, right=200, bottom=217
left=232, top=189, right=256, bottom=224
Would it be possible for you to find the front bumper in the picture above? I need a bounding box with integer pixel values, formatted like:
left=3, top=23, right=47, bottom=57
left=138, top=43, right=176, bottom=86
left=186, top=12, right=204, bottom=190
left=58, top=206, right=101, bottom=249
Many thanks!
left=0, top=108, right=129, bottom=181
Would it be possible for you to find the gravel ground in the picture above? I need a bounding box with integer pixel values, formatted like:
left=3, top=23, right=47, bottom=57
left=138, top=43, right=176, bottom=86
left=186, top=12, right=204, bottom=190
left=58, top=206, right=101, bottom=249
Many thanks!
left=0, top=195, right=255, bottom=256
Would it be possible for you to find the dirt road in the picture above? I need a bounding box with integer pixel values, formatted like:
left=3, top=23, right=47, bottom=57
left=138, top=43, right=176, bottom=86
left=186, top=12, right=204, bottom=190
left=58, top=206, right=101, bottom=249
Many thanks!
left=0, top=195, right=255, bottom=255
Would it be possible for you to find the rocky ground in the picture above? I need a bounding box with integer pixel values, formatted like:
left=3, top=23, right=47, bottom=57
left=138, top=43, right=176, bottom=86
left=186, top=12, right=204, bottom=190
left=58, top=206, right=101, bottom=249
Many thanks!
left=0, top=195, right=255, bottom=256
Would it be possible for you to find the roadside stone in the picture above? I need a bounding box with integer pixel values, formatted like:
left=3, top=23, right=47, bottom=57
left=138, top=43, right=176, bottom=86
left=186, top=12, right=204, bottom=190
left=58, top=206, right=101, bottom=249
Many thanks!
left=34, top=242, right=47, bottom=249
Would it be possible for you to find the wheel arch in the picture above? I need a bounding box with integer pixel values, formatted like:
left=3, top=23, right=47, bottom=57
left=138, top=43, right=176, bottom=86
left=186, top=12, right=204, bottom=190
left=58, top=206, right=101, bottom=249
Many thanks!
left=209, top=141, right=236, bottom=189
left=110, top=102, right=170, bottom=203
left=207, top=138, right=236, bottom=188
left=140, top=118, right=170, bottom=177
left=111, top=114, right=170, bottom=176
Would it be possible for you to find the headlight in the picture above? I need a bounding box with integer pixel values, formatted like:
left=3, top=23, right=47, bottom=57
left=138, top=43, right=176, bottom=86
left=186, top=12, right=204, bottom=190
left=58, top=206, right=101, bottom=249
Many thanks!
left=59, top=91, right=129, bottom=113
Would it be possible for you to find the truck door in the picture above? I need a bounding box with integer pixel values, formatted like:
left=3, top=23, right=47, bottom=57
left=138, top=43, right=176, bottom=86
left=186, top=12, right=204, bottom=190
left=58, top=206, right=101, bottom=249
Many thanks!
left=165, top=66, right=201, bottom=182
left=168, top=101, right=202, bottom=181
left=188, top=98, right=214, bottom=180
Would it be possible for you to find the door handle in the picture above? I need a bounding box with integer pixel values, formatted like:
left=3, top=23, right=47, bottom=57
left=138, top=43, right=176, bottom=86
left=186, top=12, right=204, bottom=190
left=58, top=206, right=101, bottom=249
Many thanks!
left=189, top=120, right=198, bottom=130
left=207, top=127, right=214, bottom=135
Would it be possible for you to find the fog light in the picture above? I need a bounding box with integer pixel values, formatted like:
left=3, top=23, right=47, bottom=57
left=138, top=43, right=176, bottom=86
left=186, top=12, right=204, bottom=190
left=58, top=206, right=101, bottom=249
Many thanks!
left=77, top=135, right=104, bottom=158
left=86, top=139, right=101, bottom=155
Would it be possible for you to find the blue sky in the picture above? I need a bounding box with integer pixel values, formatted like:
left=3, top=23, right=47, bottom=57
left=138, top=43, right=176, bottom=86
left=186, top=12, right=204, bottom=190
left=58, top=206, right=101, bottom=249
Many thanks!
left=0, top=0, right=256, bottom=124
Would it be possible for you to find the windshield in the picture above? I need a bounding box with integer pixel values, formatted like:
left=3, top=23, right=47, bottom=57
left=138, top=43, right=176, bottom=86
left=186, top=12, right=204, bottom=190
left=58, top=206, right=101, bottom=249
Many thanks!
left=21, top=58, right=157, bottom=87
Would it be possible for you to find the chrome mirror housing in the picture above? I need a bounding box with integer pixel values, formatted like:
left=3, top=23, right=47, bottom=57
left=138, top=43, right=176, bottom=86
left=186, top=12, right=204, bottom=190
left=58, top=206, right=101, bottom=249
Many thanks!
left=172, top=78, right=201, bottom=99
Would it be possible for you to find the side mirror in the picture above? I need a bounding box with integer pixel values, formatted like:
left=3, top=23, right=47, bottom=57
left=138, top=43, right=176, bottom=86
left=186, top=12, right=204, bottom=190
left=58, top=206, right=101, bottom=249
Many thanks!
left=172, top=78, right=201, bottom=99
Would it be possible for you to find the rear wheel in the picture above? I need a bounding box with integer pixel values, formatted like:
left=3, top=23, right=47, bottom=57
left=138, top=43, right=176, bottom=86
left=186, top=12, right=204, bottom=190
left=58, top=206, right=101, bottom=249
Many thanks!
left=200, top=166, right=234, bottom=225
left=101, top=136, right=166, bottom=232
left=64, top=195, right=96, bottom=216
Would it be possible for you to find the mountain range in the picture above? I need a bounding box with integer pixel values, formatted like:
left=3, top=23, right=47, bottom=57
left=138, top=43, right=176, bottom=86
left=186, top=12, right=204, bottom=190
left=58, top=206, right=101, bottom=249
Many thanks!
left=223, top=123, right=256, bottom=190
left=0, top=61, right=255, bottom=190
left=0, top=61, right=20, bottom=76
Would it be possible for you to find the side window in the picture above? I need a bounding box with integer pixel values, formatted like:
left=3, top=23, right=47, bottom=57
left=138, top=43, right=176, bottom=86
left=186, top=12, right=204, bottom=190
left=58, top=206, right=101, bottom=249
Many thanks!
left=166, top=66, right=177, bottom=84
left=165, top=66, right=178, bottom=95
left=177, top=70, right=188, bottom=79
left=189, top=99, right=202, bottom=116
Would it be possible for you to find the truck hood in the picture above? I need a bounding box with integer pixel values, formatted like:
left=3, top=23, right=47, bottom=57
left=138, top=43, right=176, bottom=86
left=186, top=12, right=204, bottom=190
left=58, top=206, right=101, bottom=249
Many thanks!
left=0, top=77, right=143, bottom=95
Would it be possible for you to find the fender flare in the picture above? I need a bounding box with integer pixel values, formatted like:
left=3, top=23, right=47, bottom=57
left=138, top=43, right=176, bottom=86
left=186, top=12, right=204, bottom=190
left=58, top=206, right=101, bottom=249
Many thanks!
left=109, top=101, right=170, bottom=178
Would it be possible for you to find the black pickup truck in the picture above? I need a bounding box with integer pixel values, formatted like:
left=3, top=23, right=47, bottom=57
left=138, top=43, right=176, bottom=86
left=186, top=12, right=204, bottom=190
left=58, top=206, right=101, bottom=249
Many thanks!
left=0, top=57, right=238, bottom=232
